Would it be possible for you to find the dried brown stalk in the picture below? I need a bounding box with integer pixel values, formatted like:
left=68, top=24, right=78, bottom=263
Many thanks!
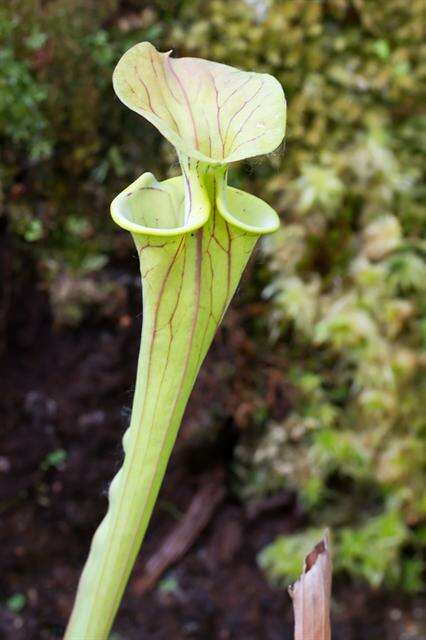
left=288, top=531, right=332, bottom=640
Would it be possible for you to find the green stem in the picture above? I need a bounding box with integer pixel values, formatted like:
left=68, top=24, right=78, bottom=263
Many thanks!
left=65, top=165, right=260, bottom=639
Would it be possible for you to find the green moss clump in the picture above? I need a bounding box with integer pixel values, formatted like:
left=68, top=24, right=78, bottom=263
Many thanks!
left=168, top=0, right=425, bottom=591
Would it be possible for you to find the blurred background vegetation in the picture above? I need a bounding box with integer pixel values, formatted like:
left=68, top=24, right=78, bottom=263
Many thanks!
left=1, top=0, right=425, bottom=599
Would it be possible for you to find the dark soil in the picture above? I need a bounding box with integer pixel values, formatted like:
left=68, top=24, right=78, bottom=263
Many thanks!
left=0, top=257, right=424, bottom=640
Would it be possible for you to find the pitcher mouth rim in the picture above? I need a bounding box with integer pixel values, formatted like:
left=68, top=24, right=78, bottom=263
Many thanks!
left=111, top=172, right=279, bottom=238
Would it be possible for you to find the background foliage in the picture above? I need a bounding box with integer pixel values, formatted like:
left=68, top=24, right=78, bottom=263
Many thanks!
left=1, top=0, right=425, bottom=595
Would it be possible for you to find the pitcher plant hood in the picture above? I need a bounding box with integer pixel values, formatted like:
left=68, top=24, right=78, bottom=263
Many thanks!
left=113, top=41, right=286, bottom=165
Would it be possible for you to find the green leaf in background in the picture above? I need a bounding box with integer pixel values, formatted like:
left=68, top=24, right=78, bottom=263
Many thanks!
left=7, top=593, right=27, bottom=613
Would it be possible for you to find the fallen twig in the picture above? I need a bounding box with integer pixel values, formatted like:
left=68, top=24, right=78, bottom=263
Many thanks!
left=133, top=471, right=225, bottom=594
